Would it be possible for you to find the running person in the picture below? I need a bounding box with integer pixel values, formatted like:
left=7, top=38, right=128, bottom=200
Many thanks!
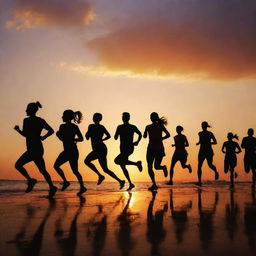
left=144, top=112, right=170, bottom=190
left=222, top=132, right=241, bottom=187
left=114, top=112, right=142, bottom=191
left=84, top=113, right=125, bottom=189
left=14, top=101, right=57, bottom=197
left=54, top=110, right=87, bottom=196
left=241, top=128, right=256, bottom=187
left=196, top=121, right=219, bottom=186
left=167, top=126, right=192, bottom=185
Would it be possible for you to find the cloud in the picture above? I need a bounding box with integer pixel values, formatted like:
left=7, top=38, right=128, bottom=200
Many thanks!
left=86, top=0, right=256, bottom=80
left=6, top=0, right=95, bottom=31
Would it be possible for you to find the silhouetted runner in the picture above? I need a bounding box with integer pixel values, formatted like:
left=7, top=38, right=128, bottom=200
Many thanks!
left=14, top=102, right=57, bottom=197
left=144, top=112, right=170, bottom=190
left=114, top=112, right=142, bottom=191
left=84, top=113, right=125, bottom=189
left=196, top=121, right=219, bottom=186
left=167, top=126, right=192, bottom=185
left=54, top=110, right=87, bottom=196
left=222, top=132, right=241, bottom=187
left=241, top=128, right=256, bottom=187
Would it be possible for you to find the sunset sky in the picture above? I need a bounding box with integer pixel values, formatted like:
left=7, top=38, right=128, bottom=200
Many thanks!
left=0, top=0, right=256, bottom=182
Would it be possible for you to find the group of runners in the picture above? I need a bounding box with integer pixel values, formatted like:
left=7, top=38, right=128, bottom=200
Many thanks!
left=14, top=101, right=256, bottom=197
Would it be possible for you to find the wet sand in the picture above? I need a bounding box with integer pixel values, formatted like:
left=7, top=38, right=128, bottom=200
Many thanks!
left=1, top=184, right=256, bottom=256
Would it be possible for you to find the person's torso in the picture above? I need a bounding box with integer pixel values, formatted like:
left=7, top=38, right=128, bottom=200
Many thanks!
left=119, top=124, right=135, bottom=148
left=147, top=124, right=163, bottom=147
left=174, top=134, right=187, bottom=152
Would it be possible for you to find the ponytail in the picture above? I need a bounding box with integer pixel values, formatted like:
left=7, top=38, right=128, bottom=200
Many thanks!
left=233, top=134, right=239, bottom=140
left=159, top=116, right=168, bottom=126
left=36, top=101, right=42, bottom=108
left=74, top=111, right=83, bottom=124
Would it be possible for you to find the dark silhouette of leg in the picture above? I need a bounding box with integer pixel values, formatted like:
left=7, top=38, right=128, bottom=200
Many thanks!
left=167, top=157, right=178, bottom=185
left=230, top=168, right=234, bottom=188
left=34, top=157, right=57, bottom=197
left=15, top=152, right=33, bottom=181
left=147, top=153, right=158, bottom=190
left=206, top=155, right=219, bottom=180
left=99, top=157, right=125, bottom=189
left=197, top=156, right=204, bottom=186
left=54, top=151, right=69, bottom=184
left=69, top=156, right=87, bottom=195
left=120, top=164, right=134, bottom=190
left=154, top=155, right=167, bottom=177
left=84, top=152, right=105, bottom=185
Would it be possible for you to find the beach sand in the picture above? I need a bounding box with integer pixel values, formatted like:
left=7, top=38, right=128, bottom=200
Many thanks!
left=0, top=183, right=256, bottom=256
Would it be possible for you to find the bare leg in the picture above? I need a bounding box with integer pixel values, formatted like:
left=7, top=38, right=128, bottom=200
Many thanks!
left=197, top=156, right=203, bottom=186
left=147, top=153, right=157, bottom=190
left=69, top=157, right=86, bottom=192
left=54, top=152, right=68, bottom=183
left=120, top=164, right=134, bottom=190
left=99, top=157, right=123, bottom=184
left=206, top=155, right=218, bottom=179
left=154, top=155, right=168, bottom=177
left=15, top=152, right=33, bottom=181
left=84, top=152, right=105, bottom=185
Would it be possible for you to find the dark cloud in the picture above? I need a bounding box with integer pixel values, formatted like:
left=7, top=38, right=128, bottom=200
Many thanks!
left=87, top=0, right=256, bottom=80
left=6, top=0, right=94, bottom=30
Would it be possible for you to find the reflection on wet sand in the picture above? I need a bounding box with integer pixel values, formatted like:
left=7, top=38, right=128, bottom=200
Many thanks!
left=244, top=188, right=256, bottom=250
left=147, top=191, right=168, bottom=256
left=55, top=196, right=85, bottom=256
left=8, top=198, right=56, bottom=256
left=116, top=192, right=140, bottom=256
left=170, top=189, right=192, bottom=244
left=225, top=189, right=239, bottom=241
left=2, top=186, right=256, bottom=256
left=198, top=190, right=219, bottom=251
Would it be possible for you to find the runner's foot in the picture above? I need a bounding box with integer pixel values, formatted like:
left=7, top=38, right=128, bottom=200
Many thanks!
left=215, top=171, right=219, bottom=180
left=97, top=175, right=105, bottom=185
left=77, top=186, right=87, bottom=196
left=120, top=180, right=125, bottom=189
left=61, top=181, right=70, bottom=191
left=127, top=183, right=135, bottom=191
left=48, top=186, right=57, bottom=198
left=195, top=182, right=202, bottom=187
left=188, top=165, right=192, bottom=173
left=166, top=181, right=173, bottom=185
left=148, top=184, right=158, bottom=191
left=25, top=179, right=37, bottom=193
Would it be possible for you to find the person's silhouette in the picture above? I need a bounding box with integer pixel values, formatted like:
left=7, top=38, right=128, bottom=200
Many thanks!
left=143, top=112, right=170, bottom=190
left=114, top=112, right=142, bottom=191
left=167, top=126, right=192, bottom=185
left=84, top=113, right=125, bottom=189
left=196, top=121, right=219, bottom=186
left=169, top=189, right=192, bottom=244
left=116, top=192, right=139, bottom=256
left=14, top=101, right=57, bottom=197
left=54, top=110, right=87, bottom=196
left=225, top=189, right=239, bottom=241
left=222, top=133, right=241, bottom=187
left=146, top=191, right=168, bottom=256
left=198, top=190, right=219, bottom=251
left=241, top=128, right=256, bottom=187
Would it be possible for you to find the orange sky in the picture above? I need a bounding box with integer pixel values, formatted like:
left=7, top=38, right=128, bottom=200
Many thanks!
left=0, top=0, right=256, bottom=182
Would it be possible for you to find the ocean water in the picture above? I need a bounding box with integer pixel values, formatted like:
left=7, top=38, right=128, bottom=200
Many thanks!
left=0, top=179, right=246, bottom=193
